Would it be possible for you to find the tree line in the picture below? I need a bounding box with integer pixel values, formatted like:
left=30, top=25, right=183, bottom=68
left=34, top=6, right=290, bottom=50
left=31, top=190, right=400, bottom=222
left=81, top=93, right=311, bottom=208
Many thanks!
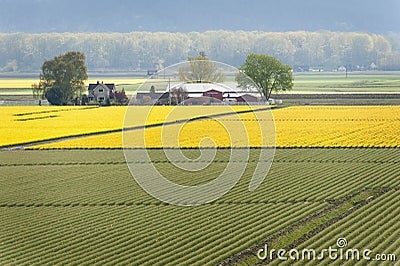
left=1, top=31, right=400, bottom=72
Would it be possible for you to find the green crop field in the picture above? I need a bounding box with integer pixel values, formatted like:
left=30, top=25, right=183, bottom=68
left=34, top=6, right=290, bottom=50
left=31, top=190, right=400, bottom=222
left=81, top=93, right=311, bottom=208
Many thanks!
left=269, top=189, right=400, bottom=266
left=0, top=148, right=399, bottom=265
left=293, top=72, right=400, bottom=93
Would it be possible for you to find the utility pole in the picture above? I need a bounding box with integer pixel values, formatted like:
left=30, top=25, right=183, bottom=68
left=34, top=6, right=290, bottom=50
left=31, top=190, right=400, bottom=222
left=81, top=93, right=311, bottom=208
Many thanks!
left=168, top=77, right=171, bottom=105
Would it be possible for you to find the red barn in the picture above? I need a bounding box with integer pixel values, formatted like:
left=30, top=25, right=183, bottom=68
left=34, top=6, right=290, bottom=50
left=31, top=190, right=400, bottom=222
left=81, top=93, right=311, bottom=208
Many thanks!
left=203, top=89, right=223, bottom=101
left=236, top=94, right=259, bottom=103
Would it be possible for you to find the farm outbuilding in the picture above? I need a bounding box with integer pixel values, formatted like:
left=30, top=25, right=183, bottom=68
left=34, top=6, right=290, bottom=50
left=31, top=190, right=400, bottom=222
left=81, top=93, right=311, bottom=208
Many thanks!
left=203, top=89, right=224, bottom=101
left=135, top=82, right=267, bottom=105
left=169, top=83, right=233, bottom=99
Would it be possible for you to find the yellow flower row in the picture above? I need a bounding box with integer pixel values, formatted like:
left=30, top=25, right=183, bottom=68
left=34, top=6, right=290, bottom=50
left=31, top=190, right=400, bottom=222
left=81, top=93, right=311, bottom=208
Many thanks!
left=0, top=106, right=125, bottom=147
left=0, top=105, right=261, bottom=147
left=272, top=106, right=400, bottom=147
left=24, top=105, right=400, bottom=149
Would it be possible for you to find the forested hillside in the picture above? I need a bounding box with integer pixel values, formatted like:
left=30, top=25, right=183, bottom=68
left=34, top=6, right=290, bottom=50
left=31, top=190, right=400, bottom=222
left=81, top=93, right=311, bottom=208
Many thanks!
left=1, top=31, right=399, bottom=73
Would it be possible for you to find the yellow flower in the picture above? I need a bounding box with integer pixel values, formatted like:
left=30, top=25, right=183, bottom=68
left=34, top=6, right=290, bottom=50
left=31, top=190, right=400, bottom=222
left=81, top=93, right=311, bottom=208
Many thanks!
left=1, top=106, right=398, bottom=149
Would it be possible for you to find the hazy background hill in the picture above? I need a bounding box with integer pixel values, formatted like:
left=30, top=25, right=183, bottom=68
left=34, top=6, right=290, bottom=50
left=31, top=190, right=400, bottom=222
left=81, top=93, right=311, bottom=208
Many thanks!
left=1, top=31, right=399, bottom=73
left=0, top=0, right=399, bottom=73
left=0, top=0, right=399, bottom=33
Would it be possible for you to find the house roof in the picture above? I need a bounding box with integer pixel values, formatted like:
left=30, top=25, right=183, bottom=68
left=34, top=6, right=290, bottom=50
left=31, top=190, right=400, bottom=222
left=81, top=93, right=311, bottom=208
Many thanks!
left=167, top=83, right=230, bottom=99
left=88, top=83, right=115, bottom=91
left=167, top=82, right=261, bottom=95
left=167, top=83, right=235, bottom=93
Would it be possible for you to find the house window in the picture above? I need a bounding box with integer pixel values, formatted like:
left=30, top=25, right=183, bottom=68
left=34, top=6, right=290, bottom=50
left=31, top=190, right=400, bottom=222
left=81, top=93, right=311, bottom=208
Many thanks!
left=98, top=97, right=105, bottom=102
left=98, top=88, right=104, bottom=93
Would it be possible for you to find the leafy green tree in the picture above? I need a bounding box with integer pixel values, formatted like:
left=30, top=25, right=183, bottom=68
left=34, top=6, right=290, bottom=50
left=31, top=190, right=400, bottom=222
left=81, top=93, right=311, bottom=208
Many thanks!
left=149, top=85, right=156, bottom=94
left=149, top=85, right=156, bottom=99
left=81, top=94, right=88, bottom=105
left=237, top=53, right=293, bottom=100
left=33, top=51, right=88, bottom=105
left=44, top=87, right=64, bottom=105
left=178, top=55, right=224, bottom=83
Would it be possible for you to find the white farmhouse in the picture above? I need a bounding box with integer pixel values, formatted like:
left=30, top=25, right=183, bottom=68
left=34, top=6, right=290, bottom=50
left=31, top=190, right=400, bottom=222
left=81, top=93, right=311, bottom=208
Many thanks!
left=88, top=81, right=115, bottom=103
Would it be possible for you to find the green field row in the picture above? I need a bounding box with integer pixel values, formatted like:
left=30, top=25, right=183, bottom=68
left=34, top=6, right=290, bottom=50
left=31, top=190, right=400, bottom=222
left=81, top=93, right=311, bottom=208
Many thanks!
left=1, top=148, right=399, bottom=205
left=0, top=148, right=399, bottom=265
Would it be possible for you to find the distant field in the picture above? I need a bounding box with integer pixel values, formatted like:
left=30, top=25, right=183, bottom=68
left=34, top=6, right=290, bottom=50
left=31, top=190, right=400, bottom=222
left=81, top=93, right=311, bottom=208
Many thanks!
left=0, top=88, right=32, bottom=95
left=0, top=72, right=400, bottom=98
left=293, top=72, right=400, bottom=93
left=0, top=77, right=147, bottom=95
left=0, top=79, right=39, bottom=89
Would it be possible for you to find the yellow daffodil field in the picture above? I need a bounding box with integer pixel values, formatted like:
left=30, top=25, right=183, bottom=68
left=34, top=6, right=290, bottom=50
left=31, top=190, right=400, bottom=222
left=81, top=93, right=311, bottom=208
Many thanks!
left=1, top=105, right=399, bottom=149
